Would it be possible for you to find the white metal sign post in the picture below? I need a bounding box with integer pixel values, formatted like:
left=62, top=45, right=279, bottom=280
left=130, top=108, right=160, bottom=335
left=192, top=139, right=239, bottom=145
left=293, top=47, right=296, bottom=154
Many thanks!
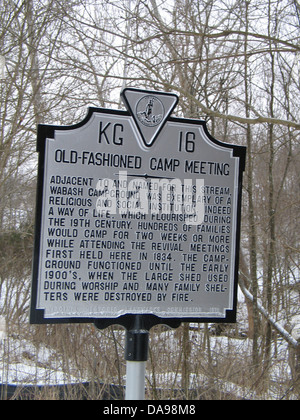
left=124, top=316, right=149, bottom=400
left=30, top=88, right=246, bottom=400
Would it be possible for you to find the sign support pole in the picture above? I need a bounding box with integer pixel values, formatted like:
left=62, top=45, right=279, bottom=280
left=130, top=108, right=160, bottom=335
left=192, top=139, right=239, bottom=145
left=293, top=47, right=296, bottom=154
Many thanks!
left=124, top=315, right=149, bottom=400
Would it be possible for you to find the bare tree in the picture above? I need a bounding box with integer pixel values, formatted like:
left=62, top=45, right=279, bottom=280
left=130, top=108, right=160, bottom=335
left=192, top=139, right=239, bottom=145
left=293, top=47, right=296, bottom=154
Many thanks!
left=1, top=0, right=299, bottom=399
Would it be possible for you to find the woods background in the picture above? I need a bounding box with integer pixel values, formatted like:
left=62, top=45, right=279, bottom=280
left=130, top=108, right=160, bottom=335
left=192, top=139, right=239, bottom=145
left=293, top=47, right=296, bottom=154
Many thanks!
left=0, top=0, right=299, bottom=399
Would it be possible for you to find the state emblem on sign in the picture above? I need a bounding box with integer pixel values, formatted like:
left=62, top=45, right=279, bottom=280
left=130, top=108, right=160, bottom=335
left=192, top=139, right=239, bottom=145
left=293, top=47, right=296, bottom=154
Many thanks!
left=121, top=88, right=178, bottom=147
left=136, top=95, right=164, bottom=127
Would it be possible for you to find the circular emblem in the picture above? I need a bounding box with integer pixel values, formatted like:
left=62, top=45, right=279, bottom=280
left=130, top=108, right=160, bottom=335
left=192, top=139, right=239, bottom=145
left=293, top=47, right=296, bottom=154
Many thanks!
left=136, top=96, right=165, bottom=127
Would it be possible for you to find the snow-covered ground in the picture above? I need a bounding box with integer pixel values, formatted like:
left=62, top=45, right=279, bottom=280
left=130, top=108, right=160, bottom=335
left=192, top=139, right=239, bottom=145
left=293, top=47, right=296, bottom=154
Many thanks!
left=146, top=325, right=296, bottom=400
left=0, top=321, right=297, bottom=399
left=0, top=330, right=82, bottom=386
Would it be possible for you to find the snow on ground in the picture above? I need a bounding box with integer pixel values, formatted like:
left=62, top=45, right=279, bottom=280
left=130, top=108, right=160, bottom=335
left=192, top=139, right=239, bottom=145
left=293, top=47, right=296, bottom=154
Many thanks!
left=0, top=333, right=82, bottom=386
left=146, top=326, right=296, bottom=400
left=0, top=323, right=297, bottom=399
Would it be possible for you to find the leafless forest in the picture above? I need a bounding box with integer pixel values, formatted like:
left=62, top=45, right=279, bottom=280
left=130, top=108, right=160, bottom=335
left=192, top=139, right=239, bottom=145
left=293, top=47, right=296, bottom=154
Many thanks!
left=0, top=0, right=299, bottom=400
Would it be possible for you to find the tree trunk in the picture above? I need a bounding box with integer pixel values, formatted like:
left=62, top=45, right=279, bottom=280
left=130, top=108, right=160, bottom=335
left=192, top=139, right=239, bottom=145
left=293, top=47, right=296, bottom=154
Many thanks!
left=243, top=0, right=260, bottom=375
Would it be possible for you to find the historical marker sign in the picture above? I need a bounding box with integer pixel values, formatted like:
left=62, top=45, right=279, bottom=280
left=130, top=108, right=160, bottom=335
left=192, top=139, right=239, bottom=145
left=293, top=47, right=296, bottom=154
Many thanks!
left=30, top=88, right=246, bottom=325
